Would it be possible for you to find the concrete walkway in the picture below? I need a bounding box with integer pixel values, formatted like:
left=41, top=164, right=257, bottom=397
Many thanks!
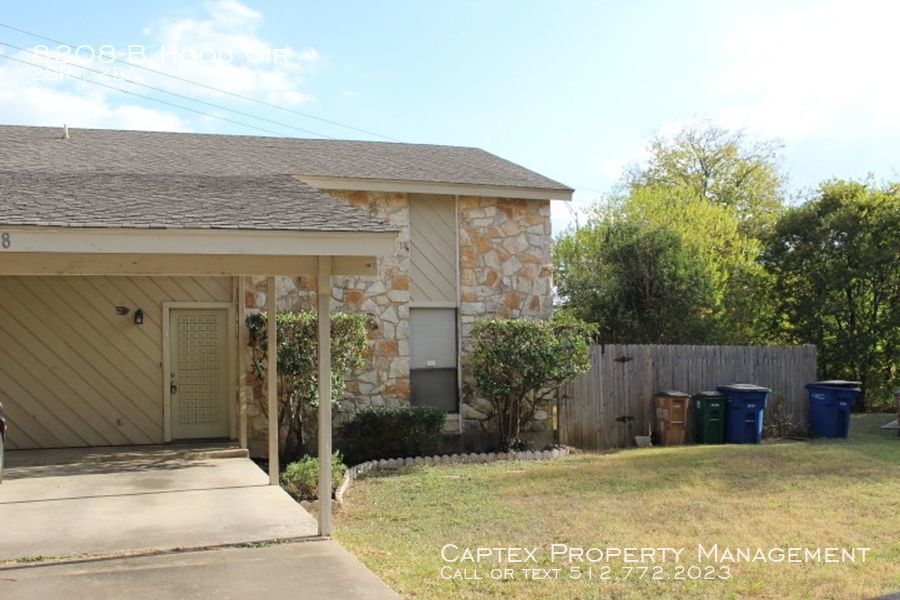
left=0, top=446, right=317, bottom=561
left=0, top=540, right=401, bottom=600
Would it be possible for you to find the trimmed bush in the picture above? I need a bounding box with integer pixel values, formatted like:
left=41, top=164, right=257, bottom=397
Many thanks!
left=339, top=406, right=445, bottom=465
left=247, top=311, right=367, bottom=461
left=471, top=315, right=596, bottom=450
left=281, top=452, right=348, bottom=500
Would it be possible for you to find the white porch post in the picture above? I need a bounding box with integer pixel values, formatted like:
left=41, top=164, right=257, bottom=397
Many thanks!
left=266, top=275, right=279, bottom=485
left=317, top=256, right=333, bottom=536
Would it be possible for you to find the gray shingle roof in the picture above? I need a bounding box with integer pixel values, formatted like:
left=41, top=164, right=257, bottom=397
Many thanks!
left=0, top=171, right=395, bottom=232
left=0, top=125, right=572, bottom=191
left=0, top=124, right=570, bottom=232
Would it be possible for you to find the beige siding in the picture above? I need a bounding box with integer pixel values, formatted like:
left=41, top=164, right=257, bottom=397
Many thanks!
left=0, top=275, right=233, bottom=450
left=409, top=194, right=457, bottom=303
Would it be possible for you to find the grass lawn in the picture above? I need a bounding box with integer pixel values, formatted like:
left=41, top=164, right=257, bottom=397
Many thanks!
left=336, top=414, right=900, bottom=599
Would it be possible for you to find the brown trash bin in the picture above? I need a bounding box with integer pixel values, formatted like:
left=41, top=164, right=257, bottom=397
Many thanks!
left=654, top=390, right=690, bottom=445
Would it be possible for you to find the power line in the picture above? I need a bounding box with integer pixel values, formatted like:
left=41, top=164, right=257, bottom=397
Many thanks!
left=0, top=22, right=400, bottom=142
left=0, top=53, right=296, bottom=137
left=0, top=40, right=333, bottom=139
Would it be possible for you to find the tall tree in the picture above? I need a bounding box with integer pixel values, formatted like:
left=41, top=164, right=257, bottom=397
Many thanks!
left=627, top=123, right=786, bottom=234
left=555, top=186, right=772, bottom=344
left=764, top=180, right=900, bottom=409
left=555, top=209, right=719, bottom=344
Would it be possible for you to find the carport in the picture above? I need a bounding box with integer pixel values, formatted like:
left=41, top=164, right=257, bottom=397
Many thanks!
left=0, top=172, right=398, bottom=537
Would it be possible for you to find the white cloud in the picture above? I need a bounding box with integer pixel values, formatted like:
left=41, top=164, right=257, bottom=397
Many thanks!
left=0, top=48, right=189, bottom=130
left=140, top=0, right=318, bottom=106
left=587, top=134, right=654, bottom=186
left=577, top=0, right=900, bottom=212
left=594, top=158, right=628, bottom=181
left=0, top=0, right=319, bottom=132
left=708, top=0, right=900, bottom=139
left=204, top=0, right=264, bottom=28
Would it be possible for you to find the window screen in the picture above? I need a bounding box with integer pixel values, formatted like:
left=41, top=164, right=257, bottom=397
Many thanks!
left=410, top=307, right=458, bottom=413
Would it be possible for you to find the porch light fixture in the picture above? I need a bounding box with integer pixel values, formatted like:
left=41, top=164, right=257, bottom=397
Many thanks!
left=134, top=309, right=144, bottom=325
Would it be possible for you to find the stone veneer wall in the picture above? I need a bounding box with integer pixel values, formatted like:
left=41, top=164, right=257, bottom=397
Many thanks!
left=242, top=190, right=411, bottom=448
left=241, top=192, right=553, bottom=450
left=457, top=197, right=554, bottom=436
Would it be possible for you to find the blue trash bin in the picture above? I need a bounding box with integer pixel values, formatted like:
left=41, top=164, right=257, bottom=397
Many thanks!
left=716, top=384, right=770, bottom=444
left=806, top=380, right=861, bottom=439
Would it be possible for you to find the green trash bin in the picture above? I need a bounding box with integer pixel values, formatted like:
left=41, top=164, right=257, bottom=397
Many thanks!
left=693, top=391, right=727, bottom=444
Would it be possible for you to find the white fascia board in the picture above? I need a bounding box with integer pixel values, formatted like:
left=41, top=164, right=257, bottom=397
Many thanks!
left=295, top=175, right=574, bottom=201
left=0, top=226, right=398, bottom=257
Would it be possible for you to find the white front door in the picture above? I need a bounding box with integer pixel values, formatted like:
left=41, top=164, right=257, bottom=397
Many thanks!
left=169, top=308, right=229, bottom=440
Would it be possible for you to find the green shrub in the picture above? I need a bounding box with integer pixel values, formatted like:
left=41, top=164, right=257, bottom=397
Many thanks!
left=339, top=406, right=445, bottom=465
left=281, top=452, right=348, bottom=500
left=247, top=311, right=367, bottom=461
left=471, top=315, right=596, bottom=450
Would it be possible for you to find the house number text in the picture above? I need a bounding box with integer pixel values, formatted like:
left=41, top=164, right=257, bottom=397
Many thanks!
left=0, top=232, right=10, bottom=249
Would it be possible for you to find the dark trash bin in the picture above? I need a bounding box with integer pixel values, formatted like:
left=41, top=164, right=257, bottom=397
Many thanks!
left=806, top=380, right=861, bottom=439
left=716, top=384, right=770, bottom=444
left=693, top=391, right=728, bottom=444
left=654, top=390, right=690, bottom=445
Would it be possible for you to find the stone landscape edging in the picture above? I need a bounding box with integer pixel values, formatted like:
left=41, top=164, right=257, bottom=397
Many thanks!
left=334, top=446, right=572, bottom=505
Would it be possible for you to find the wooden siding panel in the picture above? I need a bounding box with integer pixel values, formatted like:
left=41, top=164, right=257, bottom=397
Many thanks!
left=0, top=290, right=131, bottom=446
left=409, top=194, right=457, bottom=303
left=0, top=341, right=88, bottom=447
left=11, top=278, right=160, bottom=427
left=0, top=275, right=233, bottom=450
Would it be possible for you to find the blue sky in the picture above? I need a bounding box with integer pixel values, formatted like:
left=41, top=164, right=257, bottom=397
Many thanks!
left=2, top=0, right=898, bottom=233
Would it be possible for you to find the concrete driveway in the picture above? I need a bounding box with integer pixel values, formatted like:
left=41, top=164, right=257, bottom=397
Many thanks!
left=0, top=540, right=401, bottom=600
left=0, top=446, right=400, bottom=599
left=0, top=445, right=317, bottom=561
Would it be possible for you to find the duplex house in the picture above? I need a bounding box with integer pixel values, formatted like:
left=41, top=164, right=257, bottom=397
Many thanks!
left=0, top=124, right=572, bottom=457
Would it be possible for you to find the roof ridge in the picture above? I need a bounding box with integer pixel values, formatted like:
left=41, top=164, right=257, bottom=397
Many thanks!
left=0, top=169, right=305, bottom=179
left=0, top=123, right=484, bottom=151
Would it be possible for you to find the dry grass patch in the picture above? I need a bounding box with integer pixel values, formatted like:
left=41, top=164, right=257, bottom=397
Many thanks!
left=336, top=415, right=899, bottom=599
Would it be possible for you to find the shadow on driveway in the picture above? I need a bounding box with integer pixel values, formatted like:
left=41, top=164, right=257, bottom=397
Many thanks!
left=0, top=540, right=401, bottom=600
left=0, top=446, right=318, bottom=561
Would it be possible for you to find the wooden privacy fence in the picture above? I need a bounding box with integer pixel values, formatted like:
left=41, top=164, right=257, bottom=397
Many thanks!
left=559, top=344, right=817, bottom=450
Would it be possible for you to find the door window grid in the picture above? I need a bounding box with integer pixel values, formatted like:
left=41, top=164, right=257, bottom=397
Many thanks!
left=176, top=314, right=222, bottom=425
